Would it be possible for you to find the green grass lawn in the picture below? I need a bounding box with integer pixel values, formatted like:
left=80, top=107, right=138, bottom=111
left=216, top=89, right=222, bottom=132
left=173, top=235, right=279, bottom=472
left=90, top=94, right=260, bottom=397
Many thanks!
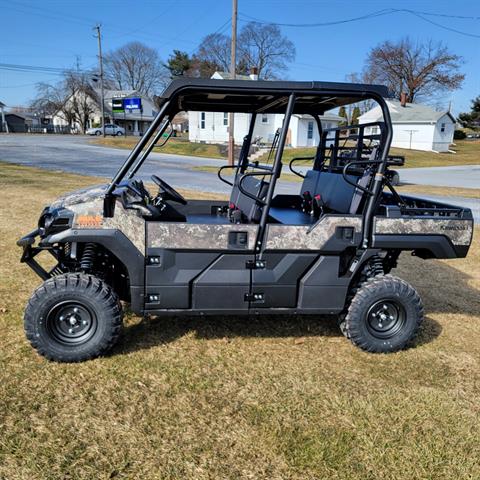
left=1, top=161, right=480, bottom=479
left=95, top=136, right=480, bottom=169
left=93, top=136, right=226, bottom=159
left=255, top=140, right=480, bottom=169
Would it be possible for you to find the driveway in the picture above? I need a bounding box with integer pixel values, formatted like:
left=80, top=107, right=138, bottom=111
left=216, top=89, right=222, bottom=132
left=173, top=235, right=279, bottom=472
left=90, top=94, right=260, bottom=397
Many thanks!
left=0, top=134, right=478, bottom=220
left=399, top=165, right=480, bottom=189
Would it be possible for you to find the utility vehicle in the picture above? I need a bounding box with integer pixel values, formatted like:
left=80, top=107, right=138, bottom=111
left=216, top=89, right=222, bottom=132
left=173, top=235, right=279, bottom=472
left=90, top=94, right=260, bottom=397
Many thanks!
left=18, top=79, right=474, bottom=362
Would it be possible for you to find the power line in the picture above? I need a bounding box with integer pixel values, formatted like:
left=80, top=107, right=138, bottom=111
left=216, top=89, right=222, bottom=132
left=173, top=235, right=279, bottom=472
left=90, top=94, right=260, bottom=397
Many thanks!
left=238, top=8, right=480, bottom=38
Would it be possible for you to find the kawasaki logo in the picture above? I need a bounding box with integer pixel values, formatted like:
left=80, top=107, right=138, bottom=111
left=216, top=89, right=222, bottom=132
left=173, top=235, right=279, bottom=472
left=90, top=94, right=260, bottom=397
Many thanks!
left=440, top=225, right=467, bottom=231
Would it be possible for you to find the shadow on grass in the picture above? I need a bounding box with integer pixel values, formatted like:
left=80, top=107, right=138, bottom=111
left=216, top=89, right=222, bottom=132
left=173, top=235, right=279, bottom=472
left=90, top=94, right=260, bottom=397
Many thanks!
left=115, top=257, right=477, bottom=356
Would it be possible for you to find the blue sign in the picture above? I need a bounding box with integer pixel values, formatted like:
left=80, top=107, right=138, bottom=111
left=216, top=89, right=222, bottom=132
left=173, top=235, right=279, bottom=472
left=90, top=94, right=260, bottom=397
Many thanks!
left=123, top=98, right=142, bottom=111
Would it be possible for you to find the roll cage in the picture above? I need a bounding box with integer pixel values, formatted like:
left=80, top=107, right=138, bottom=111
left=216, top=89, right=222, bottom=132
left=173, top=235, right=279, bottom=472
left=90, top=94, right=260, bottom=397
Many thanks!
left=103, top=79, right=394, bottom=250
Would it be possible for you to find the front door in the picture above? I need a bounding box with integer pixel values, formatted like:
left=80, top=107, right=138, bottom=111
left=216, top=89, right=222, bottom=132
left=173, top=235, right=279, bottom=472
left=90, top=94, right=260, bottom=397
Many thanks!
left=145, top=222, right=258, bottom=312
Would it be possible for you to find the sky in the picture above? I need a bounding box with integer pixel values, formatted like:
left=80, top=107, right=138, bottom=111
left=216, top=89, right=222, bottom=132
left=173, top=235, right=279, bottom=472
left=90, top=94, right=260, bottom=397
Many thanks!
left=0, top=0, right=479, bottom=115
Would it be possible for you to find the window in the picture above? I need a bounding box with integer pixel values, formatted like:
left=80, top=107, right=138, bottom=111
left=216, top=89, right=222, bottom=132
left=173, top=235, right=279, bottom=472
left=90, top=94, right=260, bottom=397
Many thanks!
left=223, top=112, right=228, bottom=126
left=371, top=126, right=379, bottom=135
left=441, top=122, right=446, bottom=133
left=261, top=114, right=269, bottom=124
left=307, top=121, right=314, bottom=139
left=200, top=112, right=206, bottom=129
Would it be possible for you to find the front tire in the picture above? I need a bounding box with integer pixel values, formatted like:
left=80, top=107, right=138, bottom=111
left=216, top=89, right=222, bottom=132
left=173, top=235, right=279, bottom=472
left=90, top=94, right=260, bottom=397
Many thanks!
left=343, top=275, right=423, bottom=353
left=116, top=131, right=123, bottom=136
left=24, top=274, right=123, bottom=362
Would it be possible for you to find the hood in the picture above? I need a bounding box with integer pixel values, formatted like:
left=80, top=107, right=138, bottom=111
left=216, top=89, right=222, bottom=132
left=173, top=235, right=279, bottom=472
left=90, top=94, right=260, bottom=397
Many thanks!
left=50, top=184, right=108, bottom=209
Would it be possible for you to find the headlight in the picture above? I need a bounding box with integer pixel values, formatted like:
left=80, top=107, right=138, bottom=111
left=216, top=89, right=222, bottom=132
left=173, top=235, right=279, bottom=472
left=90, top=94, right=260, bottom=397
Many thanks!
left=39, top=208, right=73, bottom=235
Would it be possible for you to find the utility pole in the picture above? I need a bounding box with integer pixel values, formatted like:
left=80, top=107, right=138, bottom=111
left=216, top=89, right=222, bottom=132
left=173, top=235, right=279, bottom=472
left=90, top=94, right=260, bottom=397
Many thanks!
left=94, top=24, right=106, bottom=138
left=228, top=0, right=238, bottom=166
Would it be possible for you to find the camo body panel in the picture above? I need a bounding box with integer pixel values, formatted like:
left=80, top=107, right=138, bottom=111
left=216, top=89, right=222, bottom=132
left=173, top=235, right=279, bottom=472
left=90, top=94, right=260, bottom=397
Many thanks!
left=265, top=216, right=362, bottom=250
left=147, top=223, right=258, bottom=250
left=374, top=218, right=473, bottom=246
left=69, top=198, right=145, bottom=253
left=51, top=184, right=108, bottom=209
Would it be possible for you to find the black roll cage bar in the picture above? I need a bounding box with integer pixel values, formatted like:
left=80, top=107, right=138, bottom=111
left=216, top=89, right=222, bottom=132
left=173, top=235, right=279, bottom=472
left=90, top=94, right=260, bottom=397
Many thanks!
left=103, top=83, right=393, bottom=250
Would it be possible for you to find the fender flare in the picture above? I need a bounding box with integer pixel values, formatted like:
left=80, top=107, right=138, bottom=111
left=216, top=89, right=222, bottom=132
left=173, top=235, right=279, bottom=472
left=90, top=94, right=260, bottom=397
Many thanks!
left=46, top=228, right=145, bottom=287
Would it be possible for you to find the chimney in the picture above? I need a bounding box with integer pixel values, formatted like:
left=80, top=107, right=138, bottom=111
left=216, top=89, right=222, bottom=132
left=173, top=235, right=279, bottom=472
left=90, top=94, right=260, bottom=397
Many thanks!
left=400, top=92, right=407, bottom=107
left=249, top=67, right=259, bottom=81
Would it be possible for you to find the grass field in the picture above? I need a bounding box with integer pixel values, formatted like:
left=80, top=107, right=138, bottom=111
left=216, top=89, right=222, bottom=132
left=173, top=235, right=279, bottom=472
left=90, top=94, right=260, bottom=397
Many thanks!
left=257, top=140, right=480, bottom=169
left=95, top=136, right=480, bottom=169
left=94, top=136, right=226, bottom=159
left=1, top=162, right=480, bottom=479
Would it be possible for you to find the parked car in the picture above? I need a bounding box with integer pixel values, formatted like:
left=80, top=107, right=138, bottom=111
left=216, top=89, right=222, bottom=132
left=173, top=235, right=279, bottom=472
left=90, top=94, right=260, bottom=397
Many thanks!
left=86, top=124, right=125, bottom=136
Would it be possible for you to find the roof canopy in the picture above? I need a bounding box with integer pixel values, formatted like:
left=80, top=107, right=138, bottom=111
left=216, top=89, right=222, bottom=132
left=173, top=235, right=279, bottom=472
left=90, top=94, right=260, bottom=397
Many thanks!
left=158, top=78, right=390, bottom=115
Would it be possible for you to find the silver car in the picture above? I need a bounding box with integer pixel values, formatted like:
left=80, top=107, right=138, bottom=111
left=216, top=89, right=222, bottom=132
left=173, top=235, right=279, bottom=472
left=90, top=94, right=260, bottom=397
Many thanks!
left=86, top=124, right=125, bottom=136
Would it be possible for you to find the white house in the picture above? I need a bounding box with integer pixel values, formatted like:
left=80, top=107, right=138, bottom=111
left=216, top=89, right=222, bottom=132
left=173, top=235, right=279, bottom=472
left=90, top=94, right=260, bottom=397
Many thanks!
left=52, top=89, right=158, bottom=135
left=188, top=72, right=342, bottom=147
left=358, top=99, right=456, bottom=152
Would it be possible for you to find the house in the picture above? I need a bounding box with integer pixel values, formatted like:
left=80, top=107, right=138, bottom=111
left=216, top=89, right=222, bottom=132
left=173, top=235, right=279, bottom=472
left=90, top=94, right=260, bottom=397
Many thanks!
left=0, top=112, right=27, bottom=133
left=188, top=72, right=342, bottom=147
left=358, top=98, right=456, bottom=152
left=52, top=89, right=158, bottom=135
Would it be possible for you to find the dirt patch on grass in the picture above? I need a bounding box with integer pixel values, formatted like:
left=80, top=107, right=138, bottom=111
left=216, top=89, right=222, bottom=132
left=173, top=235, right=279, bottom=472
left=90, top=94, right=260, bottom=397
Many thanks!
left=1, top=161, right=479, bottom=479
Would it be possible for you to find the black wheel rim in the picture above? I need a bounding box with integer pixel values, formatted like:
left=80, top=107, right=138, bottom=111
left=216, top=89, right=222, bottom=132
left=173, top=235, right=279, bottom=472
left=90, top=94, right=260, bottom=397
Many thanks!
left=366, top=299, right=406, bottom=339
left=46, top=301, right=97, bottom=345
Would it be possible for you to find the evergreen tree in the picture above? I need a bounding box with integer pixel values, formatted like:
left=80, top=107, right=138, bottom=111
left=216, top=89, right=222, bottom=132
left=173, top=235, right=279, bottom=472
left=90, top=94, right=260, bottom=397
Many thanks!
left=458, top=96, right=480, bottom=128
left=166, top=50, right=193, bottom=78
left=351, top=106, right=361, bottom=125
left=338, top=106, right=348, bottom=126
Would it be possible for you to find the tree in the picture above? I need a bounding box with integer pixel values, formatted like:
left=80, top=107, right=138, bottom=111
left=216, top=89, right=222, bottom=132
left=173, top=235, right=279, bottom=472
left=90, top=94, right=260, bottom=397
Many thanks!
left=194, top=33, right=231, bottom=77
left=237, top=22, right=295, bottom=79
left=103, top=41, right=168, bottom=96
left=30, top=69, right=98, bottom=133
left=338, top=106, right=348, bottom=126
left=351, top=106, right=361, bottom=125
left=458, top=96, right=480, bottom=128
left=364, top=37, right=464, bottom=103
left=193, top=22, right=295, bottom=79
left=166, top=50, right=194, bottom=78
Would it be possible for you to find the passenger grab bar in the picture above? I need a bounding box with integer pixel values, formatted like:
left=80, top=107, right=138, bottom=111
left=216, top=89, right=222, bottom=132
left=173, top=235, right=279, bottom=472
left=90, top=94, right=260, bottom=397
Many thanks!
left=288, top=156, right=314, bottom=178
left=217, top=165, right=238, bottom=186
left=237, top=171, right=274, bottom=205
left=342, top=159, right=384, bottom=195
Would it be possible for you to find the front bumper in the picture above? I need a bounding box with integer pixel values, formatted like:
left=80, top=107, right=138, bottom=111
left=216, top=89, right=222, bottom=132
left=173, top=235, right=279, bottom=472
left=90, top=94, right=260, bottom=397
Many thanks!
left=17, top=229, right=56, bottom=280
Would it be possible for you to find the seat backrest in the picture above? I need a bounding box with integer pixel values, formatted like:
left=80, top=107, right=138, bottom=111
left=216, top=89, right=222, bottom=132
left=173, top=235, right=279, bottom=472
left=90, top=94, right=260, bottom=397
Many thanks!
left=230, top=175, right=269, bottom=223
left=300, top=169, right=371, bottom=214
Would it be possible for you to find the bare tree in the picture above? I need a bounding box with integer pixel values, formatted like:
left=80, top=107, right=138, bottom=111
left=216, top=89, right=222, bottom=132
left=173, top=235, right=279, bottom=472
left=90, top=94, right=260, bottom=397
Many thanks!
left=30, top=70, right=98, bottom=133
left=237, top=22, right=295, bottom=79
left=192, top=23, right=295, bottom=79
left=194, top=33, right=231, bottom=77
left=103, top=41, right=168, bottom=96
left=364, top=37, right=464, bottom=103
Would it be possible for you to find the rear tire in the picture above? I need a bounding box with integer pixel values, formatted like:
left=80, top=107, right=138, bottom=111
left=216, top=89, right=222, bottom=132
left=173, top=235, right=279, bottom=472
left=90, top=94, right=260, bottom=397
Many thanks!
left=343, top=275, right=423, bottom=353
left=24, top=274, right=123, bottom=362
left=95, top=130, right=101, bottom=136
left=116, top=131, right=123, bottom=136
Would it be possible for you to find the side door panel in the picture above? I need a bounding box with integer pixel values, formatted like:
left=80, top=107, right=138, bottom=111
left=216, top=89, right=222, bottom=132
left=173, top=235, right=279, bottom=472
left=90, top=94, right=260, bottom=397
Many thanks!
left=145, top=222, right=258, bottom=311
left=251, top=253, right=317, bottom=308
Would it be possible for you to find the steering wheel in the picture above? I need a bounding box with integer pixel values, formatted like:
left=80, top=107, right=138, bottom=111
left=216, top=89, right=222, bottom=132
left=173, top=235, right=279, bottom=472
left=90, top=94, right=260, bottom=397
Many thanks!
left=151, top=175, right=187, bottom=205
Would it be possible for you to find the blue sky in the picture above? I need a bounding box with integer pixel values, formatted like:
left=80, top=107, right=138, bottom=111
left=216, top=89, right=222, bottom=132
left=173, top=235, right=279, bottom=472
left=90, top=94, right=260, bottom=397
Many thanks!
left=1, top=0, right=479, bottom=115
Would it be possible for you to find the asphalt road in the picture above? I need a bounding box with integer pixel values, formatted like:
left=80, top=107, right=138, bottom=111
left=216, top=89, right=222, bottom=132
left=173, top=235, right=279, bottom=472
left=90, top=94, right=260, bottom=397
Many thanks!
left=0, top=134, right=478, bottom=220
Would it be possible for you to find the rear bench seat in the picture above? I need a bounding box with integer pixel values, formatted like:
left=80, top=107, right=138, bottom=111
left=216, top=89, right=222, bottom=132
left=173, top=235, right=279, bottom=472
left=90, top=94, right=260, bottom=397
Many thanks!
left=300, top=169, right=371, bottom=215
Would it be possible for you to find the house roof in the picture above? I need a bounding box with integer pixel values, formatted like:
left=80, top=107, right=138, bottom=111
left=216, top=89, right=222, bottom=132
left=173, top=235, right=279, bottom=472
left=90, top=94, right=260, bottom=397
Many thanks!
left=0, top=100, right=5, bottom=108
left=359, top=99, right=456, bottom=124
left=212, top=71, right=253, bottom=81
